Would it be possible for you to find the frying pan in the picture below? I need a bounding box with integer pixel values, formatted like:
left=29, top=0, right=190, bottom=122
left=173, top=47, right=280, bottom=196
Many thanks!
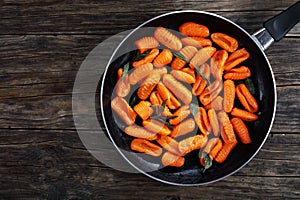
left=100, top=2, right=300, bottom=185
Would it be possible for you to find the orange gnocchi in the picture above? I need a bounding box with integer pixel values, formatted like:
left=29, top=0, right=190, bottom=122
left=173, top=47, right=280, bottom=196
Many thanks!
left=111, top=23, right=259, bottom=171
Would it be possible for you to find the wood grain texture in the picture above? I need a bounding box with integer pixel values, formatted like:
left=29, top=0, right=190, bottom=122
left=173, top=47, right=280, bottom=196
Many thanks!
left=0, top=130, right=299, bottom=199
left=0, top=36, right=299, bottom=94
left=0, top=0, right=299, bottom=35
left=1, top=0, right=300, bottom=199
left=0, top=85, right=299, bottom=132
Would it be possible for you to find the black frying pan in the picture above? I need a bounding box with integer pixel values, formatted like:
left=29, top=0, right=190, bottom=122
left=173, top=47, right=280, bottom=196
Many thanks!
left=100, top=2, right=300, bottom=185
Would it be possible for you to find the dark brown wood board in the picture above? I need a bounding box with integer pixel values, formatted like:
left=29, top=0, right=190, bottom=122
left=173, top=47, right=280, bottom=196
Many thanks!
left=0, top=0, right=299, bottom=199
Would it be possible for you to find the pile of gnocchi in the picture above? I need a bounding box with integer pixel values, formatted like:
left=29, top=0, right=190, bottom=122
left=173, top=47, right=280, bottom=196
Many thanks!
left=111, top=21, right=259, bottom=171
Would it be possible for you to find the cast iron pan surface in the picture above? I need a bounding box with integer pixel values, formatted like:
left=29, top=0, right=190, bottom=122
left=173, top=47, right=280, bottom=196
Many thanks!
left=100, top=11, right=276, bottom=185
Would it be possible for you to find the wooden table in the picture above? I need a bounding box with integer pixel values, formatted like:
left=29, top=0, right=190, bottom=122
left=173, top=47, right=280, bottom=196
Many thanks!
left=1, top=1, right=299, bottom=199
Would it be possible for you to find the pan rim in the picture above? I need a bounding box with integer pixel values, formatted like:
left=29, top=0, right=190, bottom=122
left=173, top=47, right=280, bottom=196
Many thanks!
left=100, top=10, right=277, bottom=186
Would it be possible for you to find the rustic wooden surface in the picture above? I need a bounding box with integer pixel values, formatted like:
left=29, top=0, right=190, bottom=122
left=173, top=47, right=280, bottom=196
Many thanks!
left=1, top=0, right=300, bottom=199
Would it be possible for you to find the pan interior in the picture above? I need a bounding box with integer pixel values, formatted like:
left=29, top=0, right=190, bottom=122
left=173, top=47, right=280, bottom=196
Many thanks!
left=101, top=11, right=276, bottom=185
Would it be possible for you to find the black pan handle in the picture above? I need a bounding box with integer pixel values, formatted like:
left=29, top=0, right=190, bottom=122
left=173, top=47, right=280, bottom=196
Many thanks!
left=264, top=1, right=300, bottom=41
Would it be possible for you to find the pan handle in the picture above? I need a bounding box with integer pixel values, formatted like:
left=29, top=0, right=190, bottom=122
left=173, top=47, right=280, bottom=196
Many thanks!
left=252, top=1, right=300, bottom=51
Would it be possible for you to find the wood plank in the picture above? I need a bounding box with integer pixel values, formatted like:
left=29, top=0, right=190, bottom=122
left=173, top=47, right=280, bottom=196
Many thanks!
left=0, top=129, right=299, bottom=199
left=268, top=40, right=300, bottom=87
left=0, top=86, right=298, bottom=131
left=0, top=95, right=74, bottom=129
left=2, top=0, right=297, bottom=11
left=272, top=85, right=300, bottom=133
left=0, top=35, right=102, bottom=74
left=0, top=36, right=299, bottom=94
left=0, top=130, right=299, bottom=175
left=1, top=174, right=299, bottom=199
left=0, top=1, right=299, bottom=35
left=238, top=133, right=300, bottom=177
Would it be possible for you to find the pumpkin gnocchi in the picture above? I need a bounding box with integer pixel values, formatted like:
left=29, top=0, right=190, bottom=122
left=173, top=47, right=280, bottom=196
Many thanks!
left=111, top=22, right=259, bottom=172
